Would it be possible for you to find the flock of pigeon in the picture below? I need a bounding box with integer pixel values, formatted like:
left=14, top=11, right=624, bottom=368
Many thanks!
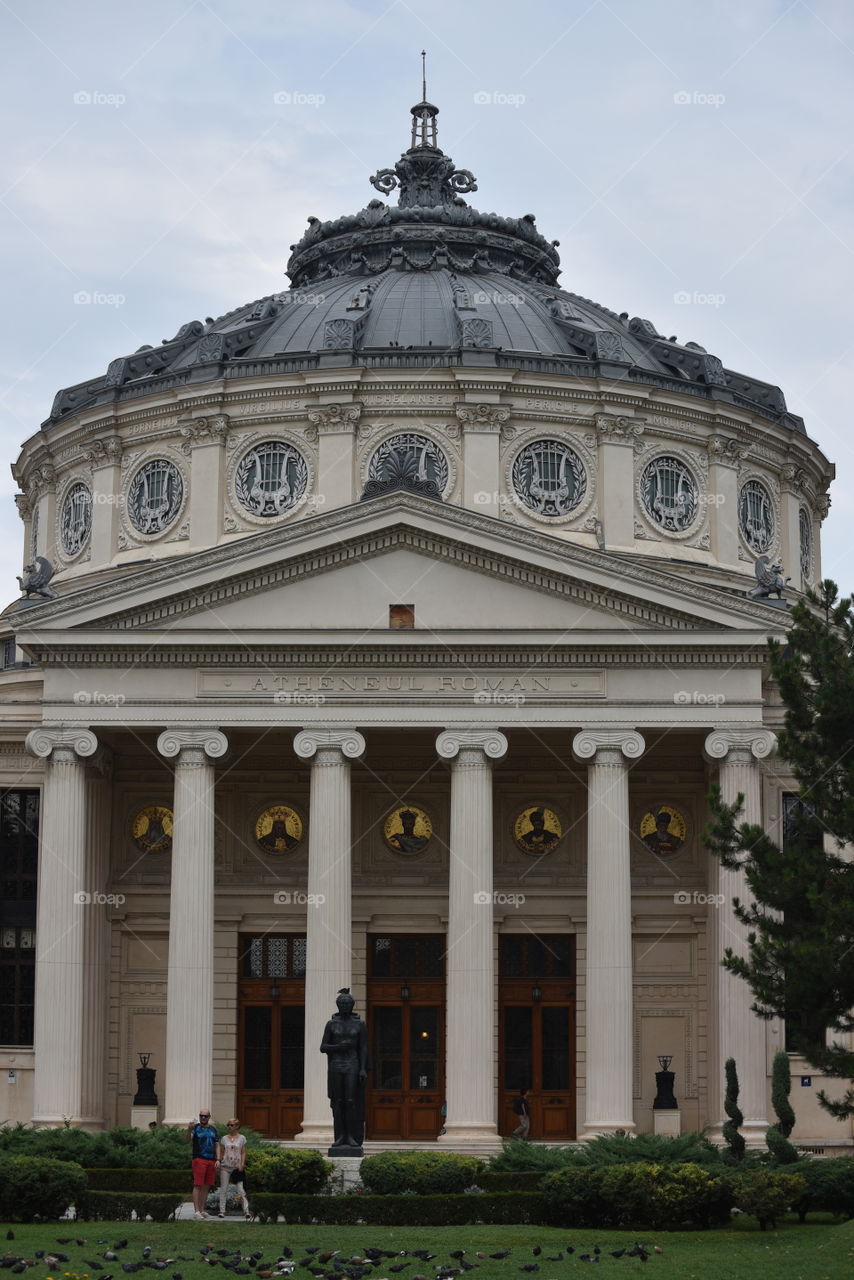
left=1, top=1233, right=662, bottom=1276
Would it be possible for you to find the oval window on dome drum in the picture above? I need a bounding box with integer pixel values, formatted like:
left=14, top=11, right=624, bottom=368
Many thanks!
left=235, top=441, right=309, bottom=517
left=128, top=460, right=184, bottom=535
left=739, top=479, right=774, bottom=553
left=640, top=455, right=698, bottom=532
left=367, top=433, right=449, bottom=498
left=60, top=481, right=92, bottom=556
left=512, top=439, right=587, bottom=517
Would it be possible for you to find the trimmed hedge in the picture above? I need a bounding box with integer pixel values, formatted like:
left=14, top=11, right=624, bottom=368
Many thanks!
left=0, top=1155, right=87, bottom=1222
left=256, top=1192, right=546, bottom=1225
left=783, top=1159, right=854, bottom=1222
left=0, top=1122, right=266, bottom=1168
left=75, top=1190, right=184, bottom=1221
left=541, top=1162, right=734, bottom=1230
left=245, top=1147, right=331, bottom=1194
left=729, top=1169, right=806, bottom=1230
left=359, top=1152, right=482, bottom=1195
left=476, top=1171, right=545, bottom=1193
left=84, top=1168, right=188, bottom=1193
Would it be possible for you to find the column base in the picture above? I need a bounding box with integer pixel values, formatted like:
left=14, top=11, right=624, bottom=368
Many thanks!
left=579, top=1121, right=637, bottom=1141
left=293, top=1122, right=335, bottom=1149
left=706, top=1120, right=769, bottom=1149
left=437, top=1123, right=501, bottom=1149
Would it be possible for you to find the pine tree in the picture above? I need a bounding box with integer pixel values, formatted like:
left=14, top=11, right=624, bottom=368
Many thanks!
left=705, top=581, right=854, bottom=1120
left=722, top=1057, right=745, bottom=1160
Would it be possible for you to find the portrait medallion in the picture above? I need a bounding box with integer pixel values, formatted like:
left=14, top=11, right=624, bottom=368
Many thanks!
left=255, top=804, right=303, bottom=853
left=131, top=805, right=173, bottom=855
left=638, top=805, right=688, bottom=856
left=513, top=805, right=563, bottom=856
left=383, top=805, right=433, bottom=855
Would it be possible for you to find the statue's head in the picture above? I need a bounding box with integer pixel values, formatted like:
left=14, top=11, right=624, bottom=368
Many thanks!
left=399, top=808, right=417, bottom=832
left=336, top=987, right=355, bottom=1014
left=655, top=809, right=671, bottom=830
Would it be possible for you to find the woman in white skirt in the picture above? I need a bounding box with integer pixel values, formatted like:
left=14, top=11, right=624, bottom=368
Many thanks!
left=217, top=1118, right=252, bottom=1219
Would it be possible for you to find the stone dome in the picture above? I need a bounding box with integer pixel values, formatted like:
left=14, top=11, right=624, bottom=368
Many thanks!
left=47, top=97, right=802, bottom=435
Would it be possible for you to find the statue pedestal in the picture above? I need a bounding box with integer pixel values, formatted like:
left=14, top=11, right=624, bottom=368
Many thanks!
left=130, top=1105, right=159, bottom=1130
left=327, top=1144, right=363, bottom=1158
left=653, top=1109, right=681, bottom=1137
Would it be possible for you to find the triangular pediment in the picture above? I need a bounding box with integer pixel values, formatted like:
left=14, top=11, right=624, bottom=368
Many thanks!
left=11, top=495, right=791, bottom=649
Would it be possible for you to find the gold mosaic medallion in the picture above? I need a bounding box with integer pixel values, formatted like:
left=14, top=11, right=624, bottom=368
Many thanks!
left=383, top=805, right=433, bottom=855
left=131, top=805, right=173, bottom=855
left=639, top=805, right=687, bottom=856
left=255, top=804, right=303, bottom=853
left=513, top=805, right=563, bottom=855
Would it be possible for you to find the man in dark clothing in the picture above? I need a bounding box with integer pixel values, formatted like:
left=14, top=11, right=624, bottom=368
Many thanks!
left=512, top=1087, right=531, bottom=1139
left=186, top=1109, right=219, bottom=1218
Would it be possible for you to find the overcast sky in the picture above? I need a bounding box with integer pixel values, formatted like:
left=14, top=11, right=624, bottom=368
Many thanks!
left=1, top=0, right=852, bottom=595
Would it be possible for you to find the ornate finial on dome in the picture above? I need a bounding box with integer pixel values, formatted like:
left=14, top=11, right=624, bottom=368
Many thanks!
left=370, top=61, right=477, bottom=209
left=411, top=50, right=438, bottom=148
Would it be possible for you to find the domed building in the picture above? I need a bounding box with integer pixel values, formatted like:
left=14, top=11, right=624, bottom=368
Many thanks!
left=0, top=91, right=846, bottom=1152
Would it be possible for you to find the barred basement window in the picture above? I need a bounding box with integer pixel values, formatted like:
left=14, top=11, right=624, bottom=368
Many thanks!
left=0, top=790, right=39, bottom=1045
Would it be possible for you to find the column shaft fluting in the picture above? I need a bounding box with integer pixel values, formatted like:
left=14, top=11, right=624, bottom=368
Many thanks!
left=705, top=728, right=776, bottom=1144
left=573, top=730, right=645, bottom=1138
left=158, top=729, right=227, bottom=1124
left=437, top=729, right=507, bottom=1145
left=293, top=729, right=365, bottom=1147
left=27, top=727, right=98, bottom=1125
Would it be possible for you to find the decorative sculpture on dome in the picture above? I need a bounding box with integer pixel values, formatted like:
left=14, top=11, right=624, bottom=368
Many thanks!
left=370, top=52, right=477, bottom=210
left=748, top=555, right=790, bottom=601
left=17, top=556, right=57, bottom=600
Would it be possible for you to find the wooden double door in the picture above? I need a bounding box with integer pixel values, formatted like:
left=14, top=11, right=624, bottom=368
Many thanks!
left=366, top=980, right=444, bottom=1139
left=499, top=980, right=576, bottom=1140
left=236, top=934, right=306, bottom=1138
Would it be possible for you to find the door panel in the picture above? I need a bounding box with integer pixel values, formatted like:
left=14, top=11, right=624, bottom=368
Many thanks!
left=366, top=986, right=444, bottom=1138
left=499, top=987, right=576, bottom=1140
left=237, top=1001, right=304, bottom=1138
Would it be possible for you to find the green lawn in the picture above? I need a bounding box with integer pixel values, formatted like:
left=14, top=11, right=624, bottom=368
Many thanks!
left=2, top=1220, right=853, bottom=1280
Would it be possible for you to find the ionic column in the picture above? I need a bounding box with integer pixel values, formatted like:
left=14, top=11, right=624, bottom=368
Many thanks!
left=26, top=726, right=99, bottom=1125
left=704, top=728, right=777, bottom=1145
left=573, top=728, right=645, bottom=1137
left=81, top=750, right=113, bottom=1127
left=292, top=727, right=366, bottom=1146
left=307, top=404, right=361, bottom=511
left=436, top=729, right=508, bottom=1146
left=594, top=414, right=645, bottom=550
left=179, top=414, right=229, bottom=549
left=157, top=728, right=228, bottom=1124
left=84, top=435, right=123, bottom=565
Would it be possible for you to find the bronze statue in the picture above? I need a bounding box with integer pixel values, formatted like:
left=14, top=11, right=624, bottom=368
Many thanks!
left=17, top=557, right=57, bottom=600
left=320, top=988, right=368, bottom=1154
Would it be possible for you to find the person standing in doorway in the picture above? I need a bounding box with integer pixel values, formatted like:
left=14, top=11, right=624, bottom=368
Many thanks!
left=186, top=1109, right=219, bottom=1219
left=217, top=1118, right=251, bottom=1219
left=512, top=1087, right=531, bottom=1139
